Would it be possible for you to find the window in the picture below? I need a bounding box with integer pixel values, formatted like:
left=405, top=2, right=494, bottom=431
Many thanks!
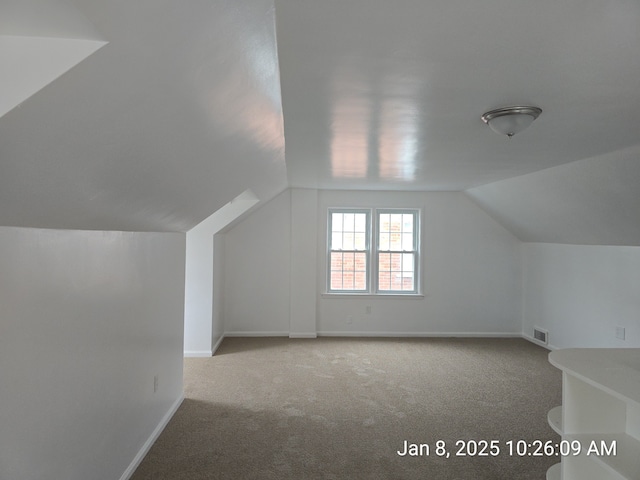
left=329, top=210, right=370, bottom=292
left=328, top=208, right=420, bottom=294
left=376, top=210, right=418, bottom=293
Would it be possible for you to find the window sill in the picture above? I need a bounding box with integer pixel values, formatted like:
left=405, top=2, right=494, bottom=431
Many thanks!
left=321, top=292, right=424, bottom=299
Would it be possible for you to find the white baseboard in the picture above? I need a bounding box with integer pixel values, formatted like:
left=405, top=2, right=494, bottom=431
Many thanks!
left=184, top=350, right=212, bottom=357
left=289, top=332, right=317, bottom=338
left=317, top=331, right=522, bottom=338
left=213, top=331, right=547, bottom=347
left=224, top=331, right=290, bottom=337
left=211, top=334, right=225, bottom=355
left=184, top=334, right=226, bottom=357
left=120, top=393, right=184, bottom=480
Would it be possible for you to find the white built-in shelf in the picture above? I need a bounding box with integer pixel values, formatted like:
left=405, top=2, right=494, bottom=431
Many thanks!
left=547, top=406, right=562, bottom=435
left=548, top=348, right=640, bottom=480
left=566, top=432, right=640, bottom=480
left=546, top=462, right=561, bottom=480
left=548, top=349, right=640, bottom=406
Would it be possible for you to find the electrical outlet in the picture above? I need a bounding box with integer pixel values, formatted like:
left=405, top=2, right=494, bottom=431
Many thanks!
left=153, top=375, right=159, bottom=393
left=616, top=327, right=626, bottom=340
left=365, top=305, right=372, bottom=314
left=347, top=315, right=353, bottom=324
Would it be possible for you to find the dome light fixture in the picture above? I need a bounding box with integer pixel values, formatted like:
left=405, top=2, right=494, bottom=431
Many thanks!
left=481, top=105, right=542, bottom=138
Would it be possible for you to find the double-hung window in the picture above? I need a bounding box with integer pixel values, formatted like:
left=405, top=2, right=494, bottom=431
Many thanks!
left=328, top=208, right=420, bottom=294
left=328, top=210, right=370, bottom=292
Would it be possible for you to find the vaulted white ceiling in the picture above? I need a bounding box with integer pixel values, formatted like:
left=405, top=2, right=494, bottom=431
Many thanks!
left=1, top=0, right=639, bottom=243
left=0, top=0, right=287, bottom=232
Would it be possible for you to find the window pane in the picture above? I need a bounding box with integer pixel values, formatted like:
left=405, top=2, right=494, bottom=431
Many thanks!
left=332, top=213, right=343, bottom=231
left=403, top=253, right=414, bottom=272
left=330, top=271, right=343, bottom=290
left=343, top=272, right=354, bottom=290
left=390, top=232, right=402, bottom=250
left=403, top=213, right=414, bottom=232
left=343, top=232, right=354, bottom=250
left=378, top=252, right=391, bottom=272
left=379, top=214, right=390, bottom=233
left=330, top=251, right=343, bottom=270
left=330, top=251, right=344, bottom=290
left=354, top=213, right=367, bottom=232
left=402, top=272, right=414, bottom=290
left=331, top=232, right=342, bottom=250
left=390, top=253, right=402, bottom=272
left=330, top=248, right=367, bottom=291
left=390, top=214, right=402, bottom=232
left=344, top=252, right=355, bottom=270
left=391, top=272, right=403, bottom=290
left=354, top=232, right=366, bottom=250
left=379, top=232, right=389, bottom=251
left=402, top=233, right=413, bottom=251
left=344, top=213, right=354, bottom=231
left=378, top=271, right=391, bottom=291
left=378, top=250, right=416, bottom=292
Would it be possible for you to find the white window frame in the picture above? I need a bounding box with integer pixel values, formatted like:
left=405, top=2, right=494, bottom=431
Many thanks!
left=374, top=208, right=420, bottom=295
left=327, top=208, right=371, bottom=293
left=326, top=207, right=421, bottom=296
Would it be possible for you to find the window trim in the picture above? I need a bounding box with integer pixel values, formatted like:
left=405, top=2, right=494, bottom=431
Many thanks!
left=374, top=208, right=420, bottom=295
left=326, top=207, right=422, bottom=296
left=327, top=208, right=371, bottom=293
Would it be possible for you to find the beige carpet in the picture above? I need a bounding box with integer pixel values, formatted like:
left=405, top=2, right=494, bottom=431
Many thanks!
left=132, top=337, right=561, bottom=479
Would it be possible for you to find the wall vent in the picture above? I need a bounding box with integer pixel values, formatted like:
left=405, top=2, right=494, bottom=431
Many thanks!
left=533, top=327, right=549, bottom=345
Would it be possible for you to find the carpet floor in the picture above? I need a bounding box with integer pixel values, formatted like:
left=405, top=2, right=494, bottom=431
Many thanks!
left=131, top=337, right=561, bottom=479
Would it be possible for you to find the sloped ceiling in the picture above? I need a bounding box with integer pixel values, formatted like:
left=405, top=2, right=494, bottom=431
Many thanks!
left=0, top=0, right=287, bottom=232
left=1, top=0, right=639, bottom=243
left=0, top=0, right=107, bottom=119
left=466, top=146, right=640, bottom=246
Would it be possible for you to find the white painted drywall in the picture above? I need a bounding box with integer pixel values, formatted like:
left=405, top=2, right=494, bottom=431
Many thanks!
left=224, top=190, right=291, bottom=335
left=0, top=226, right=185, bottom=480
left=317, top=190, right=522, bottom=335
left=466, top=145, right=640, bottom=246
left=522, top=243, right=640, bottom=349
left=223, top=189, right=522, bottom=336
left=289, top=188, right=318, bottom=337
left=0, top=0, right=107, bottom=119
left=184, top=190, right=259, bottom=356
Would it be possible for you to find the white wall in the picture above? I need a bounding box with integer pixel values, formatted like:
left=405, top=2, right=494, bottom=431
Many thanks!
left=289, top=188, right=318, bottom=337
left=184, top=189, right=259, bottom=356
left=0, top=226, right=185, bottom=480
left=317, top=190, right=522, bottom=335
left=223, top=189, right=522, bottom=336
left=224, top=190, right=291, bottom=335
left=522, top=243, right=640, bottom=349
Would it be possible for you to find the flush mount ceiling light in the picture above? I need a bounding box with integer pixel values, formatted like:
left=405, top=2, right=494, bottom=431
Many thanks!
left=481, top=106, right=542, bottom=138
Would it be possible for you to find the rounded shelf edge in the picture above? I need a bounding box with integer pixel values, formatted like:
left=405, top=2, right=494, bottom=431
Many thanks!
left=547, top=405, right=563, bottom=435
left=546, top=462, right=561, bottom=480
